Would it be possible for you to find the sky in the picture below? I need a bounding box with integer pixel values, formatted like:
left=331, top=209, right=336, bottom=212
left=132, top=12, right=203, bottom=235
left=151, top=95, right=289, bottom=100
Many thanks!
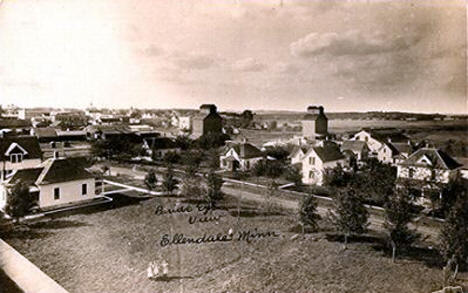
left=0, top=0, right=466, bottom=113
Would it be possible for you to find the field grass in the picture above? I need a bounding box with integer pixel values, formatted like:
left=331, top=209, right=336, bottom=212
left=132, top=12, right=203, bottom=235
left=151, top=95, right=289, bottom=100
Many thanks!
left=2, top=192, right=466, bottom=293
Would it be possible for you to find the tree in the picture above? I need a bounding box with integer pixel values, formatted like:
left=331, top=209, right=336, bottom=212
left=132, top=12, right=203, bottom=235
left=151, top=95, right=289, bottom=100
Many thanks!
left=439, top=190, right=468, bottom=283
left=263, top=179, right=279, bottom=213
left=328, top=187, right=369, bottom=250
left=175, top=135, right=193, bottom=150
left=299, top=194, right=321, bottom=232
left=323, top=163, right=353, bottom=188
left=180, top=163, right=204, bottom=199
left=205, top=169, right=224, bottom=208
left=5, top=181, right=33, bottom=223
left=383, top=187, right=420, bottom=262
left=240, top=110, right=254, bottom=128
left=144, top=169, right=158, bottom=190
left=163, top=151, right=180, bottom=164
left=284, top=166, right=302, bottom=188
left=162, top=165, right=178, bottom=195
left=440, top=174, right=468, bottom=217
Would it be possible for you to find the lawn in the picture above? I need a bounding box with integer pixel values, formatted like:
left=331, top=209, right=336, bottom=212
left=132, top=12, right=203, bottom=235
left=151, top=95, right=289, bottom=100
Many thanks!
left=1, top=193, right=465, bottom=293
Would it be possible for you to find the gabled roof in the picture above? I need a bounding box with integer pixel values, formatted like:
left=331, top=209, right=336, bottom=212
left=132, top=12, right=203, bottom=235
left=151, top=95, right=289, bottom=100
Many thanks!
left=0, top=119, right=31, bottom=129
left=399, top=148, right=462, bottom=170
left=307, top=144, right=345, bottom=163
left=226, top=143, right=263, bottom=159
left=341, top=140, right=368, bottom=152
left=289, top=146, right=308, bottom=158
left=35, top=158, right=94, bottom=185
left=390, top=142, right=412, bottom=154
left=0, top=136, right=42, bottom=161
left=6, top=167, right=44, bottom=186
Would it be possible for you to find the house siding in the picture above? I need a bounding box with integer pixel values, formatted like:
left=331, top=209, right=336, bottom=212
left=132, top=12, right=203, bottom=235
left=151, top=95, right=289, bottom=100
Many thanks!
left=38, top=178, right=96, bottom=208
left=301, top=151, right=346, bottom=186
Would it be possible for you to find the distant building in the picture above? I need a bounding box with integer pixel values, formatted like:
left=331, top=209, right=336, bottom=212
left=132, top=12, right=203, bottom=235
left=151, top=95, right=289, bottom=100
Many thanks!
left=352, top=129, right=412, bottom=164
left=301, top=105, right=328, bottom=140
left=18, top=109, right=51, bottom=121
left=340, top=140, right=369, bottom=161
left=0, top=157, right=98, bottom=211
left=0, top=136, right=43, bottom=180
left=220, top=142, right=263, bottom=172
left=191, top=104, right=223, bottom=138
left=179, top=116, right=191, bottom=131
left=301, top=143, right=346, bottom=186
left=143, top=137, right=180, bottom=159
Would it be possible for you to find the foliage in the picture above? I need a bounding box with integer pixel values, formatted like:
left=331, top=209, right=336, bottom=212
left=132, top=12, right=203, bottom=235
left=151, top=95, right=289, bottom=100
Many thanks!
left=144, top=169, right=158, bottom=190
left=181, top=150, right=203, bottom=168
left=323, top=163, right=353, bottom=188
left=196, top=133, right=230, bottom=150
left=162, top=151, right=181, bottom=164
left=90, top=138, right=141, bottom=160
left=263, top=179, right=279, bottom=213
left=5, top=181, right=34, bottom=222
left=181, top=163, right=204, bottom=199
left=328, top=187, right=369, bottom=248
left=299, top=195, right=321, bottom=231
left=253, top=159, right=285, bottom=178
left=205, top=169, right=224, bottom=208
left=208, top=149, right=220, bottom=169
left=439, top=188, right=468, bottom=270
left=284, top=165, right=302, bottom=187
left=384, top=187, right=420, bottom=262
left=440, top=174, right=468, bottom=217
left=162, top=165, right=178, bottom=194
left=264, top=146, right=290, bottom=161
left=175, top=135, right=193, bottom=150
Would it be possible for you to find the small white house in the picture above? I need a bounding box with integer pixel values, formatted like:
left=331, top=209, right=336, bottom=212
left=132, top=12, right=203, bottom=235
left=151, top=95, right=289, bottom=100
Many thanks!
left=301, top=144, right=346, bottom=186
left=0, top=157, right=98, bottom=211
left=220, top=142, right=263, bottom=171
left=289, top=146, right=308, bottom=166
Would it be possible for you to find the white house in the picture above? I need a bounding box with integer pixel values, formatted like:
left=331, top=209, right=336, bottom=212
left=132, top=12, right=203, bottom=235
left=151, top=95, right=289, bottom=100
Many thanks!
left=0, top=157, right=98, bottom=211
left=0, top=136, right=43, bottom=181
left=301, top=144, right=346, bottom=186
left=178, top=116, right=191, bottom=131
left=220, top=142, right=263, bottom=171
left=340, top=140, right=369, bottom=161
left=352, top=129, right=412, bottom=164
left=289, top=146, right=308, bottom=166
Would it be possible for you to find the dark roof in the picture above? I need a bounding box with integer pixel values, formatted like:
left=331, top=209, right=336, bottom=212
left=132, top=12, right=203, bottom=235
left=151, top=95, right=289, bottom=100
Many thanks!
left=399, top=148, right=462, bottom=170
left=0, top=136, right=42, bottom=161
left=37, top=158, right=94, bottom=184
left=0, top=119, right=31, bottom=129
left=368, top=129, right=410, bottom=143
left=390, top=142, right=411, bottom=154
left=341, top=140, right=367, bottom=152
left=228, top=143, right=263, bottom=159
left=145, top=137, right=177, bottom=150
left=311, top=145, right=345, bottom=162
left=33, top=127, right=58, bottom=138
left=7, top=167, right=43, bottom=185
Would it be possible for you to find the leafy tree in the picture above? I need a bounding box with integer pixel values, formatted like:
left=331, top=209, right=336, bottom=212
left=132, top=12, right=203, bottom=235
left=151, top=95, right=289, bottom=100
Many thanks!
left=264, top=146, right=289, bottom=161
left=323, top=163, right=353, bottom=188
left=284, top=165, right=302, bottom=188
left=440, top=174, right=468, bottom=217
left=144, top=169, right=158, bottom=190
left=175, top=135, right=193, bottom=150
left=181, top=163, right=204, bottom=199
left=263, top=179, right=279, bottom=213
left=205, top=169, right=224, bottom=208
left=181, top=150, right=203, bottom=168
left=383, top=187, right=420, bottom=262
left=5, top=181, right=34, bottom=223
left=253, top=159, right=285, bottom=178
left=163, top=151, right=180, bottom=164
left=299, top=195, right=321, bottom=232
left=196, top=133, right=230, bottom=150
left=328, top=187, right=369, bottom=250
left=162, top=164, right=178, bottom=195
left=439, top=189, right=468, bottom=282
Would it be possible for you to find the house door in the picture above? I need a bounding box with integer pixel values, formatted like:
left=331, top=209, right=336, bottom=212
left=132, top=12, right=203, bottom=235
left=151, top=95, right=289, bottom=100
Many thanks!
left=232, top=160, right=240, bottom=171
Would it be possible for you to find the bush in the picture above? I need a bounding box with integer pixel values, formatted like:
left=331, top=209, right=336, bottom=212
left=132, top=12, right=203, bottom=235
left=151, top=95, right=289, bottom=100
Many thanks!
left=163, top=151, right=180, bottom=164
left=299, top=195, right=321, bottom=231
left=253, top=159, right=285, bottom=178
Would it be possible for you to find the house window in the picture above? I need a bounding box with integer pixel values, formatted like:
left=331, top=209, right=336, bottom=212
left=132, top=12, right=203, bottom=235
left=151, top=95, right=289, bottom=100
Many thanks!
left=309, top=157, right=315, bottom=165
left=246, top=161, right=250, bottom=169
left=309, top=171, right=314, bottom=178
left=408, top=168, right=414, bottom=178
left=364, top=136, right=368, bottom=142
left=431, top=170, right=436, bottom=180
left=82, top=184, right=87, bottom=195
left=54, top=187, right=60, bottom=200
left=10, top=154, right=23, bottom=163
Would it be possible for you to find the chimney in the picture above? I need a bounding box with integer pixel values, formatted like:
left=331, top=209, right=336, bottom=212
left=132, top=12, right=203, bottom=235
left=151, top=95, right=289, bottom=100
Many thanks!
left=53, top=151, right=60, bottom=159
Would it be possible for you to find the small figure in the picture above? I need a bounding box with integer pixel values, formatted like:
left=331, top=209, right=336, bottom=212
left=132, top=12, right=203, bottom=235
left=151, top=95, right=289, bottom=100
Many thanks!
left=147, top=261, right=159, bottom=280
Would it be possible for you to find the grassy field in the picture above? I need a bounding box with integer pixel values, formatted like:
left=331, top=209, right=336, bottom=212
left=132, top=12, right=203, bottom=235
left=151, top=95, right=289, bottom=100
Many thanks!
left=2, top=192, right=466, bottom=293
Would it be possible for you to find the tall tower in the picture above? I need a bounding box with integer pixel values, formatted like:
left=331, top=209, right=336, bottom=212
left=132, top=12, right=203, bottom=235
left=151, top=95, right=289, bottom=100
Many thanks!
left=301, top=105, right=328, bottom=141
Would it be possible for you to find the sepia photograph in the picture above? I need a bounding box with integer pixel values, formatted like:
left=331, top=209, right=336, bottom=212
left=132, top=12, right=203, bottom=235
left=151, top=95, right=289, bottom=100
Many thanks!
left=0, top=0, right=467, bottom=292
